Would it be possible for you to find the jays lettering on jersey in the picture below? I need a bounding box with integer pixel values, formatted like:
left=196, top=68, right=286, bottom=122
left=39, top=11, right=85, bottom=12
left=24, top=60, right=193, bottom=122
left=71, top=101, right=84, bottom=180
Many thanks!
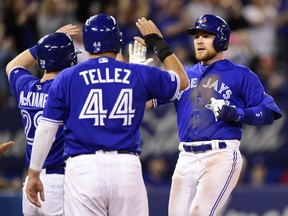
left=155, top=59, right=282, bottom=142
left=8, top=67, right=65, bottom=168
left=41, top=57, right=180, bottom=158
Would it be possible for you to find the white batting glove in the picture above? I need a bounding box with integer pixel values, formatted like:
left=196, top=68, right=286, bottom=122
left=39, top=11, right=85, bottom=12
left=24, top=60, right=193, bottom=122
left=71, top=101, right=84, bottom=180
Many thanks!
left=129, top=40, right=153, bottom=65
left=205, top=97, right=228, bottom=119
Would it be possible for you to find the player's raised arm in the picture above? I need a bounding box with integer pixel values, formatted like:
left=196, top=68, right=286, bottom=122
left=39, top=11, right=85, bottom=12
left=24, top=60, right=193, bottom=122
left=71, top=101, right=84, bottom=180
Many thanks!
left=6, top=24, right=80, bottom=76
left=135, top=17, right=189, bottom=91
left=6, top=49, right=37, bottom=75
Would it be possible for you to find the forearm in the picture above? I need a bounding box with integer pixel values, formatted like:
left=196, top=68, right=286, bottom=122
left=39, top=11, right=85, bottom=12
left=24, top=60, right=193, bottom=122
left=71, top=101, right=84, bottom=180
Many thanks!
left=219, top=104, right=275, bottom=125
left=6, top=49, right=37, bottom=75
left=241, top=105, right=274, bottom=125
left=29, top=120, right=59, bottom=171
left=162, top=54, right=188, bottom=91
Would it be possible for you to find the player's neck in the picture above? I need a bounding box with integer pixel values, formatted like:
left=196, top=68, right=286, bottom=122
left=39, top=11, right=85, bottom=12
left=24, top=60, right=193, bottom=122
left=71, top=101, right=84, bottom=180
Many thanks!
left=40, top=72, right=59, bottom=82
left=88, top=52, right=117, bottom=59
left=201, top=52, right=224, bottom=66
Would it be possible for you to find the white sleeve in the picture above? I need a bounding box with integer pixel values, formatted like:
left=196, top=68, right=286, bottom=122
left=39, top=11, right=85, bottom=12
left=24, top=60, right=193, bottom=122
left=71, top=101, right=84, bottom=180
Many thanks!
left=29, top=120, right=59, bottom=171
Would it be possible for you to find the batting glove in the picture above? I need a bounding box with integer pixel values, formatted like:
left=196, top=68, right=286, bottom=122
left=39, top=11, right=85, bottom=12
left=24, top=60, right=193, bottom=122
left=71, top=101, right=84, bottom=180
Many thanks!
left=205, top=97, right=227, bottom=119
left=129, top=40, right=153, bottom=65
left=218, top=105, right=245, bottom=122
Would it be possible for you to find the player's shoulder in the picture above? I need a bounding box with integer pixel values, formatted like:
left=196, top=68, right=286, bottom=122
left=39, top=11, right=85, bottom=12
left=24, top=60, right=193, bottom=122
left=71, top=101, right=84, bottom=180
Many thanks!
left=9, top=66, right=33, bottom=77
left=9, top=66, right=38, bottom=85
left=184, top=63, right=203, bottom=76
left=221, top=59, right=254, bottom=75
left=222, top=59, right=250, bottom=70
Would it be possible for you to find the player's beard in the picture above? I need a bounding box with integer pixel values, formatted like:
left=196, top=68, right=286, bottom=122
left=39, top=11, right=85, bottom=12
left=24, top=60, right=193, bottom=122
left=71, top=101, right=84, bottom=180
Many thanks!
left=195, top=48, right=218, bottom=64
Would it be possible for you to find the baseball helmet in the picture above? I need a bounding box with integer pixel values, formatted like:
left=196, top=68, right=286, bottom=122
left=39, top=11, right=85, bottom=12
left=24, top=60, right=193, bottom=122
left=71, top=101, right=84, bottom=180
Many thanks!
left=37, top=32, right=79, bottom=71
left=187, top=14, right=230, bottom=51
left=83, top=13, right=123, bottom=54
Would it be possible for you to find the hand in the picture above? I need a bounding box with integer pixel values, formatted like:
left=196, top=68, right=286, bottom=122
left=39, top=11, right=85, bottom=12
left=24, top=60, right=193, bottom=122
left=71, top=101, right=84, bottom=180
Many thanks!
left=136, top=17, right=163, bottom=38
left=26, top=169, right=44, bottom=208
left=218, top=105, right=244, bottom=122
left=0, top=141, right=15, bottom=154
left=129, top=40, right=153, bottom=65
left=56, top=24, right=79, bottom=36
left=205, top=97, right=227, bottom=119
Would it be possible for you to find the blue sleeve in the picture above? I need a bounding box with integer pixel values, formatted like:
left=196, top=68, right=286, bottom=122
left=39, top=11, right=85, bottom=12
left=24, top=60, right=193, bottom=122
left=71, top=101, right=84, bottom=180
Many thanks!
left=240, top=69, right=282, bottom=117
left=135, top=64, right=180, bottom=101
left=8, top=68, right=37, bottom=101
left=42, top=73, right=66, bottom=124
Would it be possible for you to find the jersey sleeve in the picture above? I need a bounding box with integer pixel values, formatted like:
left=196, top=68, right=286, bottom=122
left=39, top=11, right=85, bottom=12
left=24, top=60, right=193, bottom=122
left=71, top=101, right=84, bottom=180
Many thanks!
left=8, top=67, right=37, bottom=101
left=241, top=69, right=282, bottom=119
left=41, top=73, right=66, bottom=125
left=136, top=64, right=180, bottom=101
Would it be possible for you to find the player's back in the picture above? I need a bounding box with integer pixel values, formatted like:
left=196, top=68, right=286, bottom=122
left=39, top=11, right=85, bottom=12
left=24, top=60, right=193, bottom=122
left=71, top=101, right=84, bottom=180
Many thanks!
left=44, top=57, right=180, bottom=158
left=8, top=68, right=65, bottom=168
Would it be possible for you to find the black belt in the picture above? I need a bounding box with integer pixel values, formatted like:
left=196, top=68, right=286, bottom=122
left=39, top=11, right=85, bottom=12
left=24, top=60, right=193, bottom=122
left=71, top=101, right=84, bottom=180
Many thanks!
left=44, top=167, right=65, bottom=175
left=117, top=150, right=138, bottom=156
left=183, top=142, right=227, bottom=153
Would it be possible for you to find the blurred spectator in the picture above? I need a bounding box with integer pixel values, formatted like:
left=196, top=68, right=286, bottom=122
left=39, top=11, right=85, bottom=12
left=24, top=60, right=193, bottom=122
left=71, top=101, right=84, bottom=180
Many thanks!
left=155, top=0, right=194, bottom=64
left=185, top=0, right=227, bottom=24
left=274, top=0, right=288, bottom=70
left=117, top=0, right=150, bottom=59
left=224, top=30, right=255, bottom=67
left=248, top=156, right=267, bottom=186
left=75, top=0, right=118, bottom=23
left=3, top=0, right=39, bottom=52
left=142, top=154, right=171, bottom=188
left=220, top=0, right=250, bottom=31
left=0, top=21, right=17, bottom=106
left=242, top=0, right=278, bottom=58
left=37, top=0, right=77, bottom=38
left=280, top=169, right=288, bottom=184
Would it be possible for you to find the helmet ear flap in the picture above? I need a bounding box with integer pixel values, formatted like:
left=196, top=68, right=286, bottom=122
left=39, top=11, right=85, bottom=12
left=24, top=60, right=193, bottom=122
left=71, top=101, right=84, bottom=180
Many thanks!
left=214, top=36, right=228, bottom=51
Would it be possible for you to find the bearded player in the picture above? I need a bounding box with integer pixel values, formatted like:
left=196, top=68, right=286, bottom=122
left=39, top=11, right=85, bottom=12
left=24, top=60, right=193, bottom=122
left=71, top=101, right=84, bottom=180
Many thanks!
left=146, top=14, right=282, bottom=216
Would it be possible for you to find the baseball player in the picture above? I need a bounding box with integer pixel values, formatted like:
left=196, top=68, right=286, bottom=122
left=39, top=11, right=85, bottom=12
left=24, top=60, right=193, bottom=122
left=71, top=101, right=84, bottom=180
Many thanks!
left=25, top=13, right=188, bottom=216
left=146, top=14, right=282, bottom=216
left=0, top=141, right=15, bottom=154
left=6, top=25, right=80, bottom=216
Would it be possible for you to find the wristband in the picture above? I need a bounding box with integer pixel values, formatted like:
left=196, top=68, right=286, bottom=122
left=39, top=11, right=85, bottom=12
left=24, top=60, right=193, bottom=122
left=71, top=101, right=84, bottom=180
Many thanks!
left=29, top=45, right=37, bottom=60
left=144, top=34, right=173, bottom=62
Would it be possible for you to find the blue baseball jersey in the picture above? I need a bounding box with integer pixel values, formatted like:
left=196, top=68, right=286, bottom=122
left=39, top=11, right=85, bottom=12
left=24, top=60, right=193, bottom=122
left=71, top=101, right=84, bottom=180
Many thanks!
left=41, top=57, right=180, bottom=158
left=156, top=59, right=282, bottom=142
left=9, top=67, right=65, bottom=168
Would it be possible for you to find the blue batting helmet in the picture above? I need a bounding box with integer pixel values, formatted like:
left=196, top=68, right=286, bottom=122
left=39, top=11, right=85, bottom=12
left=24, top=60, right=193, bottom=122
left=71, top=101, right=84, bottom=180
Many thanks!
left=187, top=14, right=230, bottom=51
left=83, top=13, right=123, bottom=54
left=37, top=32, right=78, bottom=71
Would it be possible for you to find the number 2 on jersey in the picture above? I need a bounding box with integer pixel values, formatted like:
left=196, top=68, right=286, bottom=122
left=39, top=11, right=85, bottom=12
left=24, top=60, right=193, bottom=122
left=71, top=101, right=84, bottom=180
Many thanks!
left=79, top=89, right=135, bottom=126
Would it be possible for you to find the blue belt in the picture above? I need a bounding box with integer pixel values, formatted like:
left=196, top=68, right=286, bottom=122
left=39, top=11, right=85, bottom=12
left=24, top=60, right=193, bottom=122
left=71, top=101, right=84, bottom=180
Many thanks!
left=183, top=142, right=227, bottom=153
left=44, top=167, right=65, bottom=175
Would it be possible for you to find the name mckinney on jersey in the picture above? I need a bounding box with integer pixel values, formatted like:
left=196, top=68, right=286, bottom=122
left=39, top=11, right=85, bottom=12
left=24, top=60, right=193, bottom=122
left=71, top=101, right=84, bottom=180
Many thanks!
left=79, top=68, right=131, bottom=85
left=19, top=91, right=48, bottom=108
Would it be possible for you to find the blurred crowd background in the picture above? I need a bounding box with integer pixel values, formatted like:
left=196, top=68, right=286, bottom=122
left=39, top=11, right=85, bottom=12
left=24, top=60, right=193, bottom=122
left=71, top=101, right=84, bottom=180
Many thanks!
left=0, top=0, right=288, bottom=192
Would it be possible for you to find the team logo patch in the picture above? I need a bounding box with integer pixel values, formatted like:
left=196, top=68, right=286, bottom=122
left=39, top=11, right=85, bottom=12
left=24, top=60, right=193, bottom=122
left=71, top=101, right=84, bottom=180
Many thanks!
left=99, top=57, right=108, bottom=63
left=197, top=17, right=207, bottom=25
